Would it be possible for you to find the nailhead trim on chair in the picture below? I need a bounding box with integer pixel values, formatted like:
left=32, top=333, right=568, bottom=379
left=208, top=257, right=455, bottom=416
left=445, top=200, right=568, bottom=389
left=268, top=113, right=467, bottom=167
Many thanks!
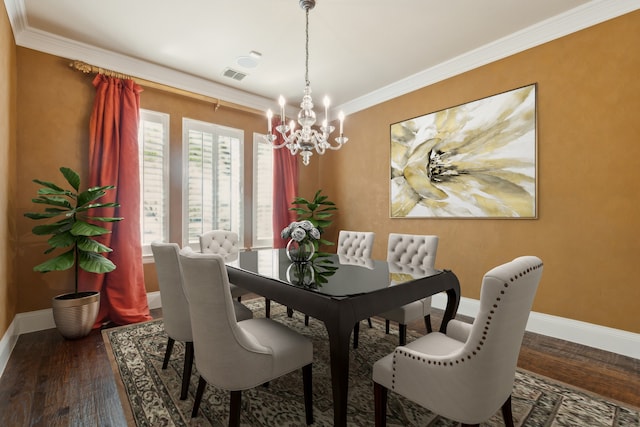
left=390, top=262, right=543, bottom=390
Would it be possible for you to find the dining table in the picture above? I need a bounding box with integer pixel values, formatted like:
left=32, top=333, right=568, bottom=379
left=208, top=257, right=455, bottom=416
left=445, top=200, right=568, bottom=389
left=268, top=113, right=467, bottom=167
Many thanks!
left=226, top=249, right=461, bottom=427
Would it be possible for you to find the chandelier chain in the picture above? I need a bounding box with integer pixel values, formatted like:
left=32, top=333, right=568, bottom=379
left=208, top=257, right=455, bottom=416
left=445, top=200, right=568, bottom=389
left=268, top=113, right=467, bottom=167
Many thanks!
left=305, top=8, right=310, bottom=87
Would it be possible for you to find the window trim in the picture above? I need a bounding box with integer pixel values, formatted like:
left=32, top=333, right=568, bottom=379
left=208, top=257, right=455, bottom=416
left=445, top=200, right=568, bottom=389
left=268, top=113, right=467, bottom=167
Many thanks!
left=139, top=109, right=170, bottom=257
left=252, top=132, right=274, bottom=249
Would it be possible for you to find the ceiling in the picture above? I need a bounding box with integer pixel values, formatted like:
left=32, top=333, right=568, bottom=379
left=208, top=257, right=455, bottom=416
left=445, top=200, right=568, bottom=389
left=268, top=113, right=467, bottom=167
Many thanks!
left=5, top=0, right=639, bottom=115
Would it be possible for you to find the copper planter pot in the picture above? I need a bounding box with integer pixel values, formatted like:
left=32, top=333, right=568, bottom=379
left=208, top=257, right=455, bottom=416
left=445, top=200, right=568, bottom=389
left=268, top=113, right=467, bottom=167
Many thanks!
left=52, top=291, right=100, bottom=339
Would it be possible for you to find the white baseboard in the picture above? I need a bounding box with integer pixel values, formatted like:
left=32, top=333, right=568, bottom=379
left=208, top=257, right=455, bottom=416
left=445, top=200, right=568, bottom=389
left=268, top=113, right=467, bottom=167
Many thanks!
left=0, top=319, right=18, bottom=381
left=432, top=294, right=640, bottom=360
left=1, top=292, right=638, bottom=379
left=147, top=291, right=162, bottom=310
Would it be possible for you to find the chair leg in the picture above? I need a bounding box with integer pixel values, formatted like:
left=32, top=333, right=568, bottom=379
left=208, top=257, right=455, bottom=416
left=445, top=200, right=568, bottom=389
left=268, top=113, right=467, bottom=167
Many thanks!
left=501, top=395, right=514, bottom=427
left=353, top=321, right=360, bottom=349
left=399, top=324, right=407, bottom=346
left=287, top=307, right=294, bottom=317
left=191, top=376, right=207, bottom=418
left=229, top=390, right=242, bottom=427
left=374, top=382, right=388, bottom=427
left=180, top=341, right=194, bottom=400
left=237, top=296, right=241, bottom=302
left=265, top=298, right=271, bottom=318
left=424, top=314, right=433, bottom=333
left=302, top=363, right=314, bottom=425
left=385, top=319, right=390, bottom=334
left=368, top=317, right=373, bottom=328
left=162, top=337, right=175, bottom=369
left=305, top=314, right=310, bottom=326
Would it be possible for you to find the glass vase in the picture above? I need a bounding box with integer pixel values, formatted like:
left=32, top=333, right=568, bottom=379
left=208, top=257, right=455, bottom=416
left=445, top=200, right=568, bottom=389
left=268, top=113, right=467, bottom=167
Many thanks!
left=286, top=262, right=315, bottom=287
left=286, top=239, right=315, bottom=263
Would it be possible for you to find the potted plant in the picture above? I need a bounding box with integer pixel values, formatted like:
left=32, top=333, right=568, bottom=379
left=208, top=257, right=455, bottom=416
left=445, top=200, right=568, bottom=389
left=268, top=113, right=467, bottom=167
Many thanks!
left=24, top=166, right=123, bottom=339
left=289, top=189, right=338, bottom=285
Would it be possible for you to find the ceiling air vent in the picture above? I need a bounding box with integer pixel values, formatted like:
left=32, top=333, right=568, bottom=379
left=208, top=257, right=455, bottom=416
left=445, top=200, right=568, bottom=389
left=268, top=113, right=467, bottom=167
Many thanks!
left=223, top=68, right=247, bottom=81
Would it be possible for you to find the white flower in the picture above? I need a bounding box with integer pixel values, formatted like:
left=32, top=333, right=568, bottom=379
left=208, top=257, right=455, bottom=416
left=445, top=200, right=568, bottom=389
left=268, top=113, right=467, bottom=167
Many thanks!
left=281, top=220, right=321, bottom=243
left=299, top=220, right=314, bottom=230
left=290, top=227, right=307, bottom=242
left=309, top=228, right=320, bottom=240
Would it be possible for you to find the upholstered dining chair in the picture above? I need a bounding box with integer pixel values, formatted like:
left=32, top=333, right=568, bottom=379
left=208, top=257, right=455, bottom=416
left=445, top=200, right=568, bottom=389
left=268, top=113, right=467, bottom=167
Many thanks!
left=372, top=256, right=543, bottom=427
left=200, top=229, right=272, bottom=317
left=150, top=242, right=253, bottom=400
left=336, top=230, right=376, bottom=348
left=379, top=233, right=439, bottom=345
left=179, top=250, right=314, bottom=426
left=337, top=230, right=375, bottom=258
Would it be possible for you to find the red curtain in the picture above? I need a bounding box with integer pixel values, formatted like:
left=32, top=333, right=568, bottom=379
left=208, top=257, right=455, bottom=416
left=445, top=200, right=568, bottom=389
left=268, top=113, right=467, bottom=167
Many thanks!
left=79, top=74, right=152, bottom=327
left=272, top=119, right=299, bottom=248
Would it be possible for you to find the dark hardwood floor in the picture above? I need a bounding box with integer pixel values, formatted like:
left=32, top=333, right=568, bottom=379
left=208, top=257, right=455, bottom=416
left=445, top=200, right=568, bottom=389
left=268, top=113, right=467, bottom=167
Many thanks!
left=0, top=302, right=637, bottom=426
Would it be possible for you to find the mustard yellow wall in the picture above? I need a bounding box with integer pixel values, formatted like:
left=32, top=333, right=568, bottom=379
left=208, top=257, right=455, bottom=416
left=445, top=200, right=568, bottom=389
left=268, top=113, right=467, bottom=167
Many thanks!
left=305, top=11, right=640, bottom=333
left=0, top=1, right=18, bottom=339
left=9, top=10, right=640, bottom=335
left=14, top=48, right=266, bottom=313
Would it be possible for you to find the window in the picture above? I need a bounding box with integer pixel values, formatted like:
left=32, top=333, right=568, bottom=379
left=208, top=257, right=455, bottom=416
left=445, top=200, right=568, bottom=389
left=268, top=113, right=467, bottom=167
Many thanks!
left=183, top=118, right=244, bottom=249
left=138, top=109, right=170, bottom=256
left=252, top=133, right=274, bottom=248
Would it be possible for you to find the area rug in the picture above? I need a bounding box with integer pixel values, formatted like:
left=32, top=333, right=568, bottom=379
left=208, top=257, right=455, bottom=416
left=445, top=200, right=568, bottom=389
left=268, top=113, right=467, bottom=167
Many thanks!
left=102, top=301, right=639, bottom=426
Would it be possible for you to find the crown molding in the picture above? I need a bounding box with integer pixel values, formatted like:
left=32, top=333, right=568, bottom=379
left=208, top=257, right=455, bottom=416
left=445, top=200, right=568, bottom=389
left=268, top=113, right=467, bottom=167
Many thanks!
left=5, top=0, right=640, bottom=118
left=337, top=0, right=640, bottom=115
left=6, top=0, right=273, bottom=114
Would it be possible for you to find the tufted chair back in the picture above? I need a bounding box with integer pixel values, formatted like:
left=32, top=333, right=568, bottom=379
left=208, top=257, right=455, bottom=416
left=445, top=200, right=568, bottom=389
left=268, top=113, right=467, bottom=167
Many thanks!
left=199, top=230, right=240, bottom=260
left=373, top=256, right=543, bottom=426
left=337, top=230, right=375, bottom=258
left=387, top=233, right=438, bottom=268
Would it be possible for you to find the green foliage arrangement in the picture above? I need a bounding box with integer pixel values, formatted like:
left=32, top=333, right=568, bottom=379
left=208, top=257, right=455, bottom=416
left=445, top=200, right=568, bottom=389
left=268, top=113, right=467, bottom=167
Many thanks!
left=290, top=189, right=337, bottom=248
left=289, top=189, right=338, bottom=285
left=24, top=166, right=123, bottom=295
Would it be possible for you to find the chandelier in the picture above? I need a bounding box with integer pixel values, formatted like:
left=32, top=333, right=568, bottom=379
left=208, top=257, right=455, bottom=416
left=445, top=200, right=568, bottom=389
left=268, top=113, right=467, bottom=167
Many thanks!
left=265, top=0, right=348, bottom=166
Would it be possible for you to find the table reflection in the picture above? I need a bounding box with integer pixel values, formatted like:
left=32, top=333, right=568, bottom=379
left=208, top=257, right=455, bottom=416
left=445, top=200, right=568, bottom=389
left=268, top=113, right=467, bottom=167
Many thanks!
left=230, top=249, right=440, bottom=298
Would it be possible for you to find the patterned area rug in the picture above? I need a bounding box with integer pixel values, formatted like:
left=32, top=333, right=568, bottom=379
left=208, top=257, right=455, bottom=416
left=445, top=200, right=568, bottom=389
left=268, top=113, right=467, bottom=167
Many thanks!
left=102, top=301, right=639, bottom=426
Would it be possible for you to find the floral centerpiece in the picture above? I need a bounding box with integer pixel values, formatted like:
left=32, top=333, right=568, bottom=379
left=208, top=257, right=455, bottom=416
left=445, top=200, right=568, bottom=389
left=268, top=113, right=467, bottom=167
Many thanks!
left=281, top=220, right=321, bottom=263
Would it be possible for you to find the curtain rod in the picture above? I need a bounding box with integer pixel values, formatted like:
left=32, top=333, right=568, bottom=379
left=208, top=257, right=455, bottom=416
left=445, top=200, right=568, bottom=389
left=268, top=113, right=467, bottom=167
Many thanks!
left=68, top=60, right=262, bottom=115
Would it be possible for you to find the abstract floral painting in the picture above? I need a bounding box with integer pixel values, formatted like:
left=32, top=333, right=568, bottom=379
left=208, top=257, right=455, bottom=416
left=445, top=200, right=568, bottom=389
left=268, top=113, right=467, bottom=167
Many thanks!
left=390, top=84, right=537, bottom=218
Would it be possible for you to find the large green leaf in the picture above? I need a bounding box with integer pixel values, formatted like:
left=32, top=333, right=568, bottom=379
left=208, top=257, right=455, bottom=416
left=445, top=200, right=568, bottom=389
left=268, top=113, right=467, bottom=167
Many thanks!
left=318, top=205, right=337, bottom=211
left=77, top=236, right=112, bottom=253
left=32, top=179, right=65, bottom=193
left=314, top=212, right=334, bottom=219
left=33, top=194, right=73, bottom=207
left=47, top=232, right=76, bottom=248
left=60, top=166, right=80, bottom=191
left=289, top=207, right=310, bottom=215
left=77, top=188, right=107, bottom=207
left=76, top=201, right=120, bottom=214
left=24, top=211, right=65, bottom=220
left=71, top=221, right=111, bottom=237
left=33, top=249, right=75, bottom=272
left=88, top=216, right=123, bottom=223
left=31, top=220, right=73, bottom=235
left=79, top=251, right=116, bottom=274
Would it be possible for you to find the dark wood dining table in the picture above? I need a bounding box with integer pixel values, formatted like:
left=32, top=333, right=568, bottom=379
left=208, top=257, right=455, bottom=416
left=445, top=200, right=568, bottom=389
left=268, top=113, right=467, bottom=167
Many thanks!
left=226, top=249, right=461, bottom=427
